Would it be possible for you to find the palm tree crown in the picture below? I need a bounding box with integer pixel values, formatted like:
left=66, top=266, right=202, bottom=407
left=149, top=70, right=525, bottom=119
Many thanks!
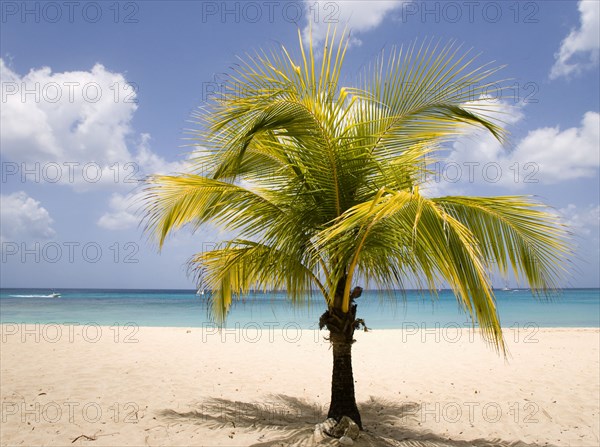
left=142, top=28, right=569, bottom=353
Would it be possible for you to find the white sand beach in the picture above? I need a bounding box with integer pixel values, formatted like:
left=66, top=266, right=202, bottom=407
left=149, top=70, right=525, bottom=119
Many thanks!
left=1, top=325, right=598, bottom=446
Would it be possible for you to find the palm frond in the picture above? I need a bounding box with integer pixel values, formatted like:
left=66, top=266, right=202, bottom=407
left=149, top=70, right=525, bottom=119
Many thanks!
left=314, top=188, right=507, bottom=350
left=348, top=39, right=507, bottom=163
left=141, top=174, right=284, bottom=247
left=433, top=196, right=571, bottom=290
left=189, top=240, right=324, bottom=324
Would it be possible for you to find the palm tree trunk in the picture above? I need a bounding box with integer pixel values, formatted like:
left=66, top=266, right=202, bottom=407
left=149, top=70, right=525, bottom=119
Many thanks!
left=319, top=281, right=364, bottom=430
left=327, top=328, right=362, bottom=429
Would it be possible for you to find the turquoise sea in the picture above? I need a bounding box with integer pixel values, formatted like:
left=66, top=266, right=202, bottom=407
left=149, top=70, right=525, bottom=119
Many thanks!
left=0, top=288, right=598, bottom=328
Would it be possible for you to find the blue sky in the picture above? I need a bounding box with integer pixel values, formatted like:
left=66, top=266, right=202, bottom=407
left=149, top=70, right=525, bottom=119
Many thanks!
left=1, top=0, right=598, bottom=289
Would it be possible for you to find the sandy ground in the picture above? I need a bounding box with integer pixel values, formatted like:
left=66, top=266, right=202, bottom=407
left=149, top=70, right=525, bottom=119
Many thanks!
left=0, top=324, right=598, bottom=446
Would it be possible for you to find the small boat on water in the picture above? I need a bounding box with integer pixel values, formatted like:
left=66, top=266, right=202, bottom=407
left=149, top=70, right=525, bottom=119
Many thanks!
left=50, top=292, right=61, bottom=298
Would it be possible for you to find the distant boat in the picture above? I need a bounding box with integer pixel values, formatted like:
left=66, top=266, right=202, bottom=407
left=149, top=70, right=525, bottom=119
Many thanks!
left=50, top=292, right=61, bottom=298
left=196, top=289, right=205, bottom=296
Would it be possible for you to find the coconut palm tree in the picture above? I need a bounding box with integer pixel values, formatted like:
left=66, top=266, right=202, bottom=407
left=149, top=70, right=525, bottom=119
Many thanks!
left=141, top=29, right=569, bottom=431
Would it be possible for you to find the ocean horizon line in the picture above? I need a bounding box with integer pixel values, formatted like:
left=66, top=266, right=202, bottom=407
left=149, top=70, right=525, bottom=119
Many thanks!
left=2, top=287, right=598, bottom=292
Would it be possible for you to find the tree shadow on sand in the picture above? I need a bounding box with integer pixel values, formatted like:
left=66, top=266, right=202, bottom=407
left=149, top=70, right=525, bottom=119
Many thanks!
left=159, top=395, right=556, bottom=447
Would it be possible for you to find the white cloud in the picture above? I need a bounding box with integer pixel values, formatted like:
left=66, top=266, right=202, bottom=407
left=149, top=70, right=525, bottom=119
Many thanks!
left=135, top=133, right=189, bottom=176
left=446, top=109, right=599, bottom=188
left=510, top=112, right=599, bottom=181
left=303, top=0, right=405, bottom=47
left=550, top=0, right=600, bottom=79
left=97, top=193, right=141, bottom=231
left=96, top=134, right=195, bottom=231
left=559, top=204, right=600, bottom=236
left=0, top=192, right=55, bottom=242
left=0, top=60, right=190, bottom=191
left=0, top=59, right=134, bottom=166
